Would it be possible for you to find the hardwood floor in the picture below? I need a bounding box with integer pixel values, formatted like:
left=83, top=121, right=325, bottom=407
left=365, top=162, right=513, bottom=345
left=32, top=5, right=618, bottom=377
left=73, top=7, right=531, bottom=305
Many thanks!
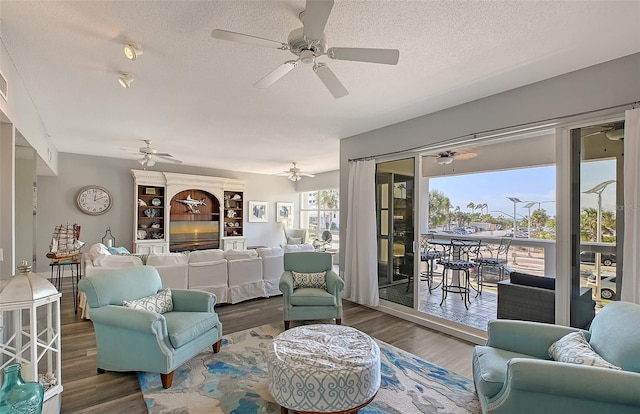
left=60, top=280, right=475, bottom=413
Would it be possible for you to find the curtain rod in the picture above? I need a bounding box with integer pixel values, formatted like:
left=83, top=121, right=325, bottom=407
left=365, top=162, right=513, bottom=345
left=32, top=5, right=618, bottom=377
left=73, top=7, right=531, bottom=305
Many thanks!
left=348, top=101, right=639, bottom=162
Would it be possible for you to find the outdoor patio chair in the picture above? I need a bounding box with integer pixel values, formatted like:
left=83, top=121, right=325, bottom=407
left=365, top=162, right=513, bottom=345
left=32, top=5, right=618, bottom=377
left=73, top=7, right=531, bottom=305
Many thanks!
left=419, top=234, right=445, bottom=293
left=473, top=238, right=511, bottom=293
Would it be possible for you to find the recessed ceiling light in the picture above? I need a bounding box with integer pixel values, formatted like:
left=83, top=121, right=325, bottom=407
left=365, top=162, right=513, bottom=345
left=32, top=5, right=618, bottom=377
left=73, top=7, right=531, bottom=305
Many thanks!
left=124, top=43, right=142, bottom=61
left=118, top=73, right=134, bottom=88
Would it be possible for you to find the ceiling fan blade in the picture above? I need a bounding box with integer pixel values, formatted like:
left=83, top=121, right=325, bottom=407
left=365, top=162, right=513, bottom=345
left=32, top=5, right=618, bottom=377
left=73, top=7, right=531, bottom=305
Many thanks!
left=303, top=0, right=334, bottom=40
left=254, top=60, right=299, bottom=89
left=327, top=47, right=399, bottom=65
left=157, top=155, right=183, bottom=164
left=313, top=63, right=348, bottom=99
left=299, top=172, right=316, bottom=177
left=211, top=29, right=288, bottom=50
left=154, top=152, right=173, bottom=157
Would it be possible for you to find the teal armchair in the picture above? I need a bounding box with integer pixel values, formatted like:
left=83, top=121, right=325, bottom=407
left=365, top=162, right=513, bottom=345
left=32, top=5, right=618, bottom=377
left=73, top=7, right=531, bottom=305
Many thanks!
left=473, top=301, right=640, bottom=413
left=78, top=266, right=222, bottom=388
left=279, top=252, right=344, bottom=330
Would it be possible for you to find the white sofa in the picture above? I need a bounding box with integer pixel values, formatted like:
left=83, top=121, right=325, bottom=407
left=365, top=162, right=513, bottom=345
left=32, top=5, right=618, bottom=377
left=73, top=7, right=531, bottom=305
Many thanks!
left=257, top=247, right=284, bottom=297
left=225, top=249, right=265, bottom=304
left=146, top=252, right=189, bottom=290
left=188, top=249, right=229, bottom=304
left=82, top=243, right=320, bottom=313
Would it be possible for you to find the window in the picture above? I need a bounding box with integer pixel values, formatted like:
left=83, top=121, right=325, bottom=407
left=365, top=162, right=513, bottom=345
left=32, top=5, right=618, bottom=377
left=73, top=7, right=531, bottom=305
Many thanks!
left=300, top=189, right=339, bottom=251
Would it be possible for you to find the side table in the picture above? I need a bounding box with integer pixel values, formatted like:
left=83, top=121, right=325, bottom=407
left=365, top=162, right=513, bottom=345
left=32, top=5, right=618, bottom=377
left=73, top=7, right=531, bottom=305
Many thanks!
left=49, top=260, right=81, bottom=314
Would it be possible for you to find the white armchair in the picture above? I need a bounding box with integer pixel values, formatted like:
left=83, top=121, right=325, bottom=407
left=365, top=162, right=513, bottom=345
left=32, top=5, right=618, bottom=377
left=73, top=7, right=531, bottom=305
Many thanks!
left=188, top=249, right=229, bottom=304
left=284, top=228, right=309, bottom=245
left=146, top=253, right=189, bottom=289
left=256, top=247, right=284, bottom=297
left=226, top=249, right=265, bottom=304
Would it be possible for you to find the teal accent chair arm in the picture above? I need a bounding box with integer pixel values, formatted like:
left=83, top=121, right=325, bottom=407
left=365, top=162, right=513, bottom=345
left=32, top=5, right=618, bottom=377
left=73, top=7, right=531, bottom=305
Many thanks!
left=279, top=271, right=294, bottom=296
left=486, top=319, right=583, bottom=359
left=325, top=271, right=345, bottom=296
left=171, top=289, right=216, bottom=312
left=90, top=305, right=166, bottom=334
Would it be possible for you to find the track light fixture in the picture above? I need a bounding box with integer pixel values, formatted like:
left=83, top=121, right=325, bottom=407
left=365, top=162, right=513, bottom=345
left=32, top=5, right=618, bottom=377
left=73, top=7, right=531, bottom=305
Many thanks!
left=124, top=43, right=143, bottom=61
left=118, top=73, right=134, bottom=88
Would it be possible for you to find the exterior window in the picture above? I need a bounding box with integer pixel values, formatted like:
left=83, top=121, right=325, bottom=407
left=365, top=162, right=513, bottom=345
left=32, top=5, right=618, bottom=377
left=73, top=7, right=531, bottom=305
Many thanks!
left=300, top=189, right=339, bottom=251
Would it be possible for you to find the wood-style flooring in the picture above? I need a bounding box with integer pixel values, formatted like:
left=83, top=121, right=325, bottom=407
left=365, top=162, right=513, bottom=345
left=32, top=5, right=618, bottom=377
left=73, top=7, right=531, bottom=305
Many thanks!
left=60, top=279, right=475, bottom=413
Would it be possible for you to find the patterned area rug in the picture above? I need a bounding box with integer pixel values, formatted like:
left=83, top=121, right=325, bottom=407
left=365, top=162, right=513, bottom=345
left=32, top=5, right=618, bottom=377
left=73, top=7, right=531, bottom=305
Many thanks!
left=138, top=324, right=480, bottom=414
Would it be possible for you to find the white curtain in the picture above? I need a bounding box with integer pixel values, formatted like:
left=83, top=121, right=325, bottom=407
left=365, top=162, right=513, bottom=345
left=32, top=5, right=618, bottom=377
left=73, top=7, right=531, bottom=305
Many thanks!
left=622, top=107, right=640, bottom=303
left=344, top=159, right=379, bottom=306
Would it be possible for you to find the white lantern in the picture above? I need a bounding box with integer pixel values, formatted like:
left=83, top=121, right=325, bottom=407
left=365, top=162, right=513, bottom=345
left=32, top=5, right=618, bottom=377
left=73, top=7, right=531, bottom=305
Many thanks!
left=0, top=261, right=63, bottom=413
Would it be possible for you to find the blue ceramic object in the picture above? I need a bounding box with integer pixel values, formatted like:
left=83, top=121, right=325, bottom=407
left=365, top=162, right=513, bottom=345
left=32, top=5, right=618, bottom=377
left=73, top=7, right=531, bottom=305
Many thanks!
left=0, top=363, right=44, bottom=414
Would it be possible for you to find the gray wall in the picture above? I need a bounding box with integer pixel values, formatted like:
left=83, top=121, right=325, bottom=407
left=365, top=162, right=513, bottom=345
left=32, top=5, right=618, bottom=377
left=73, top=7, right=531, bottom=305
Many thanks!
left=35, top=153, right=302, bottom=273
left=339, top=53, right=640, bottom=270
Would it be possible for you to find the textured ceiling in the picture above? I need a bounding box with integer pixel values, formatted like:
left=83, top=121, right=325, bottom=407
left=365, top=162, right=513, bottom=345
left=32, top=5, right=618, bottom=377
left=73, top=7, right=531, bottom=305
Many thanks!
left=1, top=1, right=639, bottom=175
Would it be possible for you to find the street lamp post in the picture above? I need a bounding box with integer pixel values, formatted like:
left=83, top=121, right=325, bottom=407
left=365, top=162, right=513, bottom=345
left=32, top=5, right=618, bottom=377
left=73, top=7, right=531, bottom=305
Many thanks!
left=583, top=179, right=616, bottom=307
left=523, top=201, right=536, bottom=238
left=507, top=197, right=522, bottom=236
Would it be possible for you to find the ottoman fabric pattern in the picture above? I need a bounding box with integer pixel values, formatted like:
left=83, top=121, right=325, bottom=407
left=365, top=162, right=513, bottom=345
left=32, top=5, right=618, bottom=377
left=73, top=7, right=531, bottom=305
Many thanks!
left=268, top=324, right=381, bottom=412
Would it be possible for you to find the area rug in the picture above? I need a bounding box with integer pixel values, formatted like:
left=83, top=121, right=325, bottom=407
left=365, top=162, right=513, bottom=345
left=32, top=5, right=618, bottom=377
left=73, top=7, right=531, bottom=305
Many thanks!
left=138, top=324, right=480, bottom=414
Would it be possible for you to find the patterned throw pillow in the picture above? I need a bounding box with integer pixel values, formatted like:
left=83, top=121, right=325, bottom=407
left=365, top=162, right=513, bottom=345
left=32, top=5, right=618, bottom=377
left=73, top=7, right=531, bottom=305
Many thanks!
left=122, top=288, right=173, bottom=314
left=291, top=271, right=327, bottom=289
left=549, top=331, right=621, bottom=370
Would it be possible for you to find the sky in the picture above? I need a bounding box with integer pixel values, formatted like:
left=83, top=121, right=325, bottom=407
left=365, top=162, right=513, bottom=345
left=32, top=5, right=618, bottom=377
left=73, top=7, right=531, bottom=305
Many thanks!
left=429, top=159, right=617, bottom=220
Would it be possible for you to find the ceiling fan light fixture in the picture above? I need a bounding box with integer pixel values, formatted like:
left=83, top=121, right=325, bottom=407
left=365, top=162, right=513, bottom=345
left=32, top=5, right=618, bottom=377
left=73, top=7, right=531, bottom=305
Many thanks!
left=437, top=155, right=454, bottom=165
left=137, top=157, right=146, bottom=165
left=124, top=43, right=142, bottom=61
left=118, top=73, right=133, bottom=88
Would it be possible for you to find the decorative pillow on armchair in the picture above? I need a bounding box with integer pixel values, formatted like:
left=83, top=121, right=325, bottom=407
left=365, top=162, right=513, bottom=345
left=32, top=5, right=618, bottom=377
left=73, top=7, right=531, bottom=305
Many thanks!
left=549, top=331, right=621, bottom=370
left=291, top=271, right=327, bottom=289
left=123, top=288, right=173, bottom=314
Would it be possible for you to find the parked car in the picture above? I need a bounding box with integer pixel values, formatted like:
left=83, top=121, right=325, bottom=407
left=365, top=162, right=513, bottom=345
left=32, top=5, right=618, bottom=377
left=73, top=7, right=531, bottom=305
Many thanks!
left=580, top=251, right=616, bottom=266
left=586, top=275, right=617, bottom=300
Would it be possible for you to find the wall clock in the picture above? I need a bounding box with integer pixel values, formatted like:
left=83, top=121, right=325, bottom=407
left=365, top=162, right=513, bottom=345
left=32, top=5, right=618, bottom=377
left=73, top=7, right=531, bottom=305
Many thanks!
left=76, top=185, right=113, bottom=215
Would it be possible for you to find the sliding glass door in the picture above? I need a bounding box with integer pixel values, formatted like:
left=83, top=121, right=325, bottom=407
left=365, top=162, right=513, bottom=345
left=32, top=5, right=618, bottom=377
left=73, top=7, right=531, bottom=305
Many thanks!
left=376, top=158, right=415, bottom=308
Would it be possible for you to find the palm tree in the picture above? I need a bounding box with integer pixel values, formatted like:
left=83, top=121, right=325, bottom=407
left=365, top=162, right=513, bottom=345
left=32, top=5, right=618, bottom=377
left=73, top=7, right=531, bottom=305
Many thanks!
left=467, top=202, right=475, bottom=214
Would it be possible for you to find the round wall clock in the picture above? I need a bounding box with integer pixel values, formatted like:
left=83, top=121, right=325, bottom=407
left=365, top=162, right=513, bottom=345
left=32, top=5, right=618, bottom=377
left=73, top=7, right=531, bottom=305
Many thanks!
left=76, top=185, right=113, bottom=215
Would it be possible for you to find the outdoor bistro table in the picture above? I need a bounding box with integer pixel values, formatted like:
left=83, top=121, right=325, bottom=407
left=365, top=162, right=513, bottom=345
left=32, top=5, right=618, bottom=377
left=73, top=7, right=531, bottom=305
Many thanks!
left=426, top=238, right=485, bottom=299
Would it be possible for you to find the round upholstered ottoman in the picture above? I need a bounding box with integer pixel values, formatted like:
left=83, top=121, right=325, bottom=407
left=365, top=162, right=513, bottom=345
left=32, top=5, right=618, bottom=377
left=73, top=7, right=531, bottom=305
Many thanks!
left=267, top=324, right=380, bottom=414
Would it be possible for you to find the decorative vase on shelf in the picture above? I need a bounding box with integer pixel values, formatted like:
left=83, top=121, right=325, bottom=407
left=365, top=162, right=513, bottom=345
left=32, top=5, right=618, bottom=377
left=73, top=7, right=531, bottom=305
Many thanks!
left=224, top=199, right=230, bottom=209
left=0, top=363, right=44, bottom=414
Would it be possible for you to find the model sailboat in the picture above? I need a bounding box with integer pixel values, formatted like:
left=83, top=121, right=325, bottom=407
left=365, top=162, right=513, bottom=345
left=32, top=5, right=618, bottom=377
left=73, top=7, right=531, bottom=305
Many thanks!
left=47, top=223, right=85, bottom=260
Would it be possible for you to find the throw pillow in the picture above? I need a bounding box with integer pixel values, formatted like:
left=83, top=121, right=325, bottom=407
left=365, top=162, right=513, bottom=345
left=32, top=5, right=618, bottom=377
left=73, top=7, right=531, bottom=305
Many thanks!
left=122, top=288, right=173, bottom=314
left=287, top=236, right=302, bottom=245
left=548, top=331, right=621, bottom=370
left=292, top=271, right=327, bottom=289
left=108, top=246, right=131, bottom=255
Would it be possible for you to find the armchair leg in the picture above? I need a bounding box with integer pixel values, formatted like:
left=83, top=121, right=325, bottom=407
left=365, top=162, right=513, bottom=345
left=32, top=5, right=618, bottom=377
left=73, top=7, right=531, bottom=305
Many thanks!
left=336, top=318, right=342, bottom=325
left=212, top=339, right=222, bottom=353
left=284, top=320, right=290, bottom=330
left=161, top=371, right=175, bottom=389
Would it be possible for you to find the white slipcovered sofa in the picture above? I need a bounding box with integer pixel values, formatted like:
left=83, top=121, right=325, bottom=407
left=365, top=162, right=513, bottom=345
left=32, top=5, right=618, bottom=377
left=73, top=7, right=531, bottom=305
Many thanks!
left=81, top=243, right=319, bottom=315
left=256, top=247, right=284, bottom=297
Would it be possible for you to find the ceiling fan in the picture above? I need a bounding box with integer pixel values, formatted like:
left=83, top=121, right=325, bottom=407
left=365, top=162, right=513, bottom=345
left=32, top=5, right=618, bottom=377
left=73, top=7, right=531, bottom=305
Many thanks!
left=137, top=140, right=182, bottom=169
left=211, top=0, right=399, bottom=99
left=429, top=150, right=478, bottom=165
left=582, top=124, right=625, bottom=141
left=280, top=162, right=316, bottom=182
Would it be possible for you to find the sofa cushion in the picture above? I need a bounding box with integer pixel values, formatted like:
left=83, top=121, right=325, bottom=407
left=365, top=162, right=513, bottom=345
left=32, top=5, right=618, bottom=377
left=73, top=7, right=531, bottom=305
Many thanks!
left=147, top=252, right=188, bottom=266
left=510, top=272, right=555, bottom=290
left=473, top=346, right=541, bottom=399
left=290, top=288, right=336, bottom=306
left=163, top=311, right=220, bottom=349
left=188, top=249, right=226, bottom=263
left=256, top=247, right=284, bottom=258
left=93, top=254, right=143, bottom=268
left=549, top=331, right=620, bottom=370
left=588, top=301, right=640, bottom=372
left=292, top=271, right=327, bottom=289
left=122, top=288, right=173, bottom=314
left=225, top=249, right=258, bottom=260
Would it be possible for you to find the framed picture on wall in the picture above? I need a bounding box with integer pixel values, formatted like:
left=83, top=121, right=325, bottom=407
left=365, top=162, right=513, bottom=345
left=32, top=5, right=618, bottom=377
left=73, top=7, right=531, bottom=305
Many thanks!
left=248, top=201, right=268, bottom=222
left=276, top=202, right=294, bottom=228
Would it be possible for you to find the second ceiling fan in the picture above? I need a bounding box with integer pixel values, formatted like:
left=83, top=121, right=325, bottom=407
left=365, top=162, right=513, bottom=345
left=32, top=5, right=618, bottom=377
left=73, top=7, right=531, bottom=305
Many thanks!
left=211, top=0, right=399, bottom=99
